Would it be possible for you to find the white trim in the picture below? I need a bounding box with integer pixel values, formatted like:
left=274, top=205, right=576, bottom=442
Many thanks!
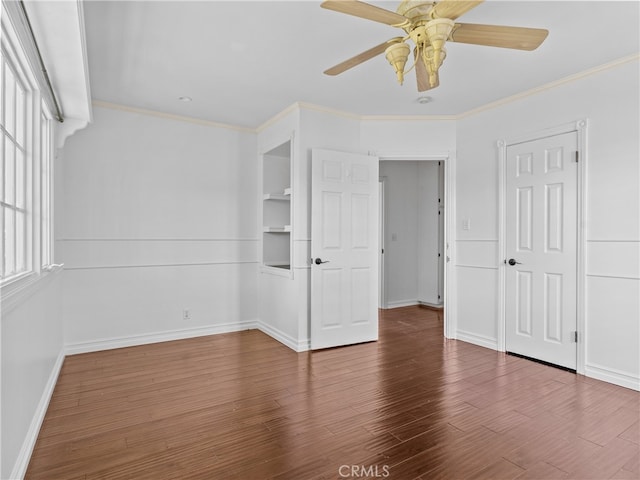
left=418, top=301, right=443, bottom=309
left=9, top=349, right=65, bottom=480
left=378, top=177, right=386, bottom=309
left=58, top=237, right=260, bottom=242
left=91, top=100, right=255, bottom=133
left=361, top=114, right=457, bottom=122
left=497, top=139, right=507, bottom=352
left=256, top=320, right=309, bottom=352
left=575, top=120, right=588, bottom=376
left=377, top=153, right=454, bottom=339
left=586, top=274, right=640, bottom=281
left=455, top=264, right=499, bottom=271
left=378, top=153, right=450, bottom=162
left=0, top=266, right=62, bottom=315
left=376, top=153, right=454, bottom=337
left=444, top=150, right=456, bottom=339
left=497, top=119, right=587, bottom=373
left=63, top=261, right=258, bottom=271
left=584, top=363, right=640, bottom=392
left=456, top=330, right=498, bottom=350
left=458, top=54, right=639, bottom=120
left=455, top=239, right=498, bottom=242
left=65, top=321, right=257, bottom=356
left=86, top=56, right=637, bottom=134
left=385, top=300, right=420, bottom=309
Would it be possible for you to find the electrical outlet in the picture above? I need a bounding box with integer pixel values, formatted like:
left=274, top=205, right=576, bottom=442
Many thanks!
left=183, top=309, right=191, bottom=320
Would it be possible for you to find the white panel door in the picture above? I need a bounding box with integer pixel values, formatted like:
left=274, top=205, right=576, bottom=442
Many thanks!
left=311, top=149, right=379, bottom=350
left=505, top=132, right=578, bottom=369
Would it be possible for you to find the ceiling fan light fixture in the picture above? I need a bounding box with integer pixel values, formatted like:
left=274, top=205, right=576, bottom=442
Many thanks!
left=422, top=45, right=445, bottom=87
left=385, top=42, right=411, bottom=85
left=425, top=18, right=454, bottom=68
left=416, top=96, right=433, bottom=104
left=178, top=96, right=192, bottom=102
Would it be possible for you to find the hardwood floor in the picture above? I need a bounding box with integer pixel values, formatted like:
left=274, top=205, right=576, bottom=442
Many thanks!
left=27, top=306, right=639, bottom=479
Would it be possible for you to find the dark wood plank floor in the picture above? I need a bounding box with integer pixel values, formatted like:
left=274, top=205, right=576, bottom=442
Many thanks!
left=27, top=306, right=639, bottom=479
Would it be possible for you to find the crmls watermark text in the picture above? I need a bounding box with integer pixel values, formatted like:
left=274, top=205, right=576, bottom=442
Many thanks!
left=338, top=464, right=390, bottom=478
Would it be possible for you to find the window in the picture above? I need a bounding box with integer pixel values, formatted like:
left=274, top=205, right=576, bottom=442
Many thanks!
left=0, top=9, right=54, bottom=287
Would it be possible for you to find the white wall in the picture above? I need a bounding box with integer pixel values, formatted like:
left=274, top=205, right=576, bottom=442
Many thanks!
left=61, top=105, right=259, bottom=351
left=417, top=161, right=441, bottom=305
left=380, top=161, right=420, bottom=307
left=455, top=58, right=640, bottom=388
left=360, top=118, right=456, bottom=157
left=1, top=274, right=64, bottom=479
left=1, top=123, right=69, bottom=479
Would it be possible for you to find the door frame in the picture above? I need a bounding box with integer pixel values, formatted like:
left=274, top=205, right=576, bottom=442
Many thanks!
left=377, top=153, right=456, bottom=340
left=497, top=119, right=588, bottom=375
left=378, top=177, right=386, bottom=309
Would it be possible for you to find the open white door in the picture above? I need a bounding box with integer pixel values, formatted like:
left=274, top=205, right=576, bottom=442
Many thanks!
left=505, top=131, right=578, bottom=369
left=311, top=149, right=379, bottom=350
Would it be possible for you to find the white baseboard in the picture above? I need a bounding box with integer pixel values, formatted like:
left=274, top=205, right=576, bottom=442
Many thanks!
left=65, top=321, right=257, bottom=356
left=456, top=329, right=498, bottom=350
left=10, top=349, right=65, bottom=480
left=418, top=301, right=443, bottom=309
left=585, top=362, right=640, bottom=391
left=384, top=299, right=419, bottom=309
left=256, top=321, right=309, bottom=352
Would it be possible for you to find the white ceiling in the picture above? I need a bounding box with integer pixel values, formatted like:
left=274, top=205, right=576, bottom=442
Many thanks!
left=83, top=1, right=640, bottom=129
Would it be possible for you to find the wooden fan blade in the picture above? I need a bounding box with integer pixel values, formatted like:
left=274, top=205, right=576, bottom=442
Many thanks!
left=321, top=1, right=410, bottom=27
left=430, top=0, right=483, bottom=20
left=324, top=37, right=404, bottom=76
left=414, top=49, right=434, bottom=92
left=450, top=23, right=549, bottom=50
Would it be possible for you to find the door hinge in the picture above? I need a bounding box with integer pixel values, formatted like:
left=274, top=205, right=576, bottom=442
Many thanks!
left=572, top=331, right=578, bottom=343
left=573, top=151, right=579, bottom=163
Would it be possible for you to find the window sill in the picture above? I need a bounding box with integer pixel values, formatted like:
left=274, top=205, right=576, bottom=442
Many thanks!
left=1, top=265, right=64, bottom=316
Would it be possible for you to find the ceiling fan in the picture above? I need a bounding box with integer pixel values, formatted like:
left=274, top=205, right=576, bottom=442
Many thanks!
left=321, top=0, right=549, bottom=91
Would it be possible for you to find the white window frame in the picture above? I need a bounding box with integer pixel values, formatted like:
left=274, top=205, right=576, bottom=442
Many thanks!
left=40, top=103, right=54, bottom=269
left=0, top=5, right=55, bottom=298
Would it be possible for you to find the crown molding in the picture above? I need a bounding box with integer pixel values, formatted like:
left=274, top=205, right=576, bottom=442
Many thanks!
left=254, top=102, right=300, bottom=133
left=361, top=114, right=457, bottom=121
left=91, top=100, right=255, bottom=133
left=90, top=54, right=639, bottom=133
left=457, top=53, right=640, bottom=120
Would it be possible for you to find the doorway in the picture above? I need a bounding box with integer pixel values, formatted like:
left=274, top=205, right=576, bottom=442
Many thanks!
left=379, top=159, right=445, bottom=312
left=498, top=120, right=587, bottom=373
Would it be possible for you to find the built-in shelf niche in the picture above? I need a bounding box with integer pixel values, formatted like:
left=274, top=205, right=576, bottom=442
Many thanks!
left=262, top=139, right=292, bottom=272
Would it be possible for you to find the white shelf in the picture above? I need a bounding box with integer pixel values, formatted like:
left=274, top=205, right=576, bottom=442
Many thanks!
left=262, top=139, right=292, bottom=271
left=263, top=193, right=290, bottom=201
left=263, top=225, right=291, bottom=233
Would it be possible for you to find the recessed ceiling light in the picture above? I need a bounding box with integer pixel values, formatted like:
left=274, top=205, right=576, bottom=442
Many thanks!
left=416, top=96, right=433, bottom=104
left=178, top=96, right=192, bottom=102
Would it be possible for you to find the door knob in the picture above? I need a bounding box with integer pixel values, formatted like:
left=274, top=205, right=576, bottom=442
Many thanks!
left=314, top=258, right=329, bottom=265
left=507, top=258, right=522, bottom=266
